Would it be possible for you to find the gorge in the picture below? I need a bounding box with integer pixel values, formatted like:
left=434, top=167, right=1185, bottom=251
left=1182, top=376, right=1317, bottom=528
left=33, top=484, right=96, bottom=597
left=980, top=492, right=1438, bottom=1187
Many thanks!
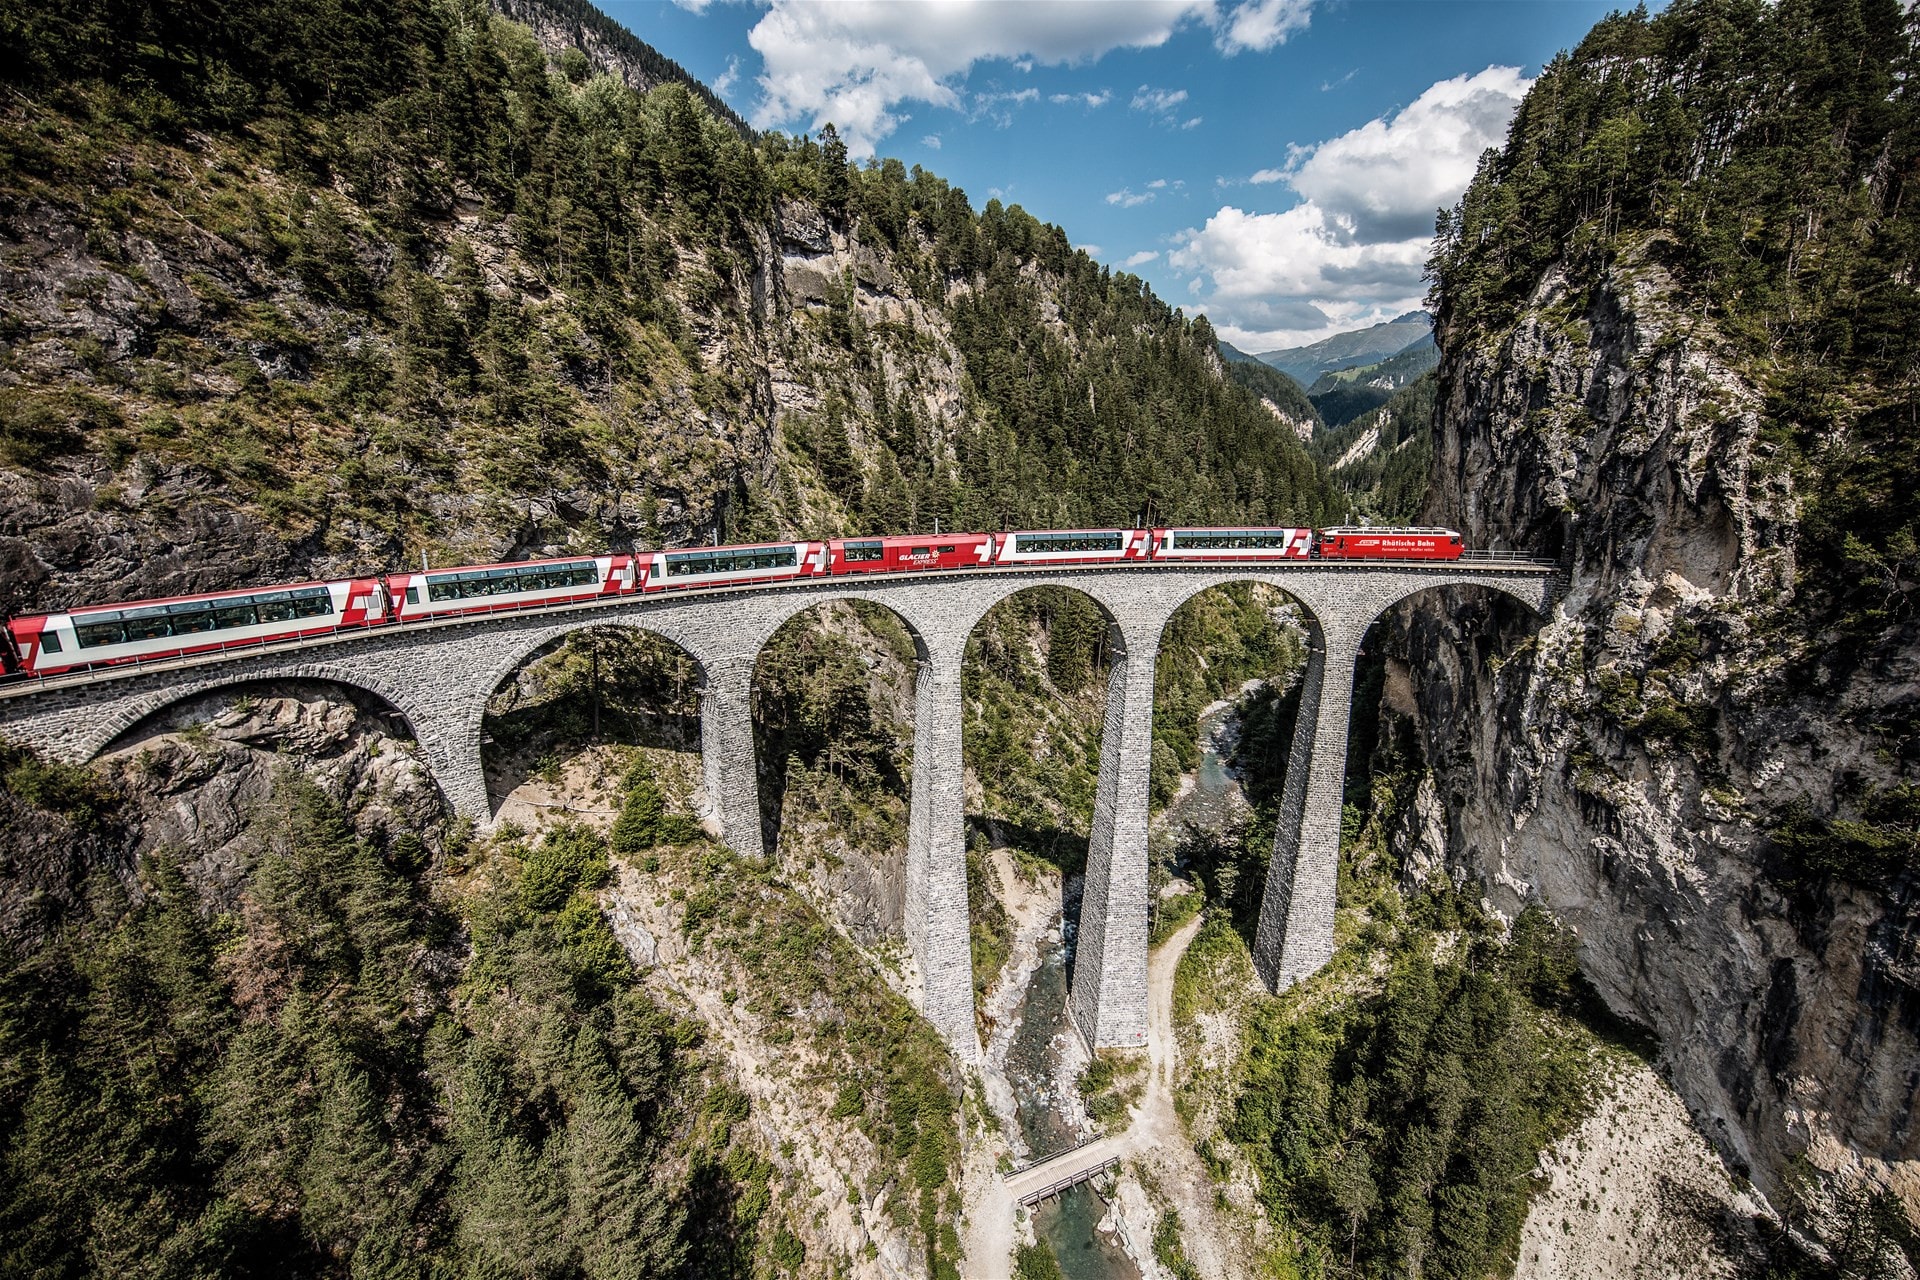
left=0, top=0, right=1916, bottom=1277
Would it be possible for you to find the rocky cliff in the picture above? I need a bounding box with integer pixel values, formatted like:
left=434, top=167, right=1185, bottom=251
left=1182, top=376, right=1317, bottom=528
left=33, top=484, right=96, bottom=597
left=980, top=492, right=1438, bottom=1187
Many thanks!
left=1395, top=0, right=1920, bottom=1234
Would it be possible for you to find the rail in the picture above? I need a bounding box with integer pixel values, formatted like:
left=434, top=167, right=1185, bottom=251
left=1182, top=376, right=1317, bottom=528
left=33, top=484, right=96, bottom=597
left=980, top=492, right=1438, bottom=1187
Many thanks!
left=0, top=554, right=1560, bottom=700
left=1016, top=1157, right=1120, bottom=1207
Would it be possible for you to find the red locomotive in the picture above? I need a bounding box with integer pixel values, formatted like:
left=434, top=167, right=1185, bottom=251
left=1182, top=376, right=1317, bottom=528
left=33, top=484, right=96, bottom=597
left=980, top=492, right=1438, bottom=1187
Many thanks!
left=828, top=535, right=992, bottom=574
left=3, top=525, right=1466, bottom=678
left=1313, top=527, right=1463, bottom=560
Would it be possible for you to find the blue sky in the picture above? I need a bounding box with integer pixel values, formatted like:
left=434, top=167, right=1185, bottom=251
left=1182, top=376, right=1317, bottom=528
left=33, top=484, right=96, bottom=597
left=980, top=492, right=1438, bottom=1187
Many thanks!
left=597, top=1, right=1636, bottom=351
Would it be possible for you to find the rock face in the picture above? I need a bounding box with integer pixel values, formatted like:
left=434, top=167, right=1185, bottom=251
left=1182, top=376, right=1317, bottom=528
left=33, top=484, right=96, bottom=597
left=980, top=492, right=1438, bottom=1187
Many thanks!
left=1391, top=248, right=1920, bottom=1215
left=0, top=682, right=442, bottom=942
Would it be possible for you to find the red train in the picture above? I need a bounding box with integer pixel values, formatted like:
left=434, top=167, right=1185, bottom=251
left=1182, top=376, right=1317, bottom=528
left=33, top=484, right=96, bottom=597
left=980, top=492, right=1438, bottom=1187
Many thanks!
left=2, top=526, right=1462, bottom=678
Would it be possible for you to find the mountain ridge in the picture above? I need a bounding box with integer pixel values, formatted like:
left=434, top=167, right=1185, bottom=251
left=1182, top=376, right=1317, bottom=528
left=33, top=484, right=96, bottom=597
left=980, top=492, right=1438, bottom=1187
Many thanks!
left=1254, top=309, right=1432, bottom=387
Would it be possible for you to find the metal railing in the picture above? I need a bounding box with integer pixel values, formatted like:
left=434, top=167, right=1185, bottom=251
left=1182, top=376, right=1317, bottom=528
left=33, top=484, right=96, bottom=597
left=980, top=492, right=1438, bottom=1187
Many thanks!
left=1016, top=1156, right=1121, bottom=1206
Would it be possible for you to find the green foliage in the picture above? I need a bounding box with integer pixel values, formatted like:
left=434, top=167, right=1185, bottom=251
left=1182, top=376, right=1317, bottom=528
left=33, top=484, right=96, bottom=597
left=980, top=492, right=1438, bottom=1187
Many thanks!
left=0, top=0, right=1344, bottom=604
left=1013, top=1240, right=1066, bottom=1280
left=648, top=837, right=962, bottom=1272
left=1153, top=1209, right=1204, bottom=1280
left=1768, top=785, right=1920, bottom=888
left=1430, top=0, right=1920, bottom=636
left=1223, top=357, right=1322, bottom=428
left=0, top=741, right=118, bottom=831
left=1309, top=372, right=1437, bottom=524
left=757, top=614, right=901, bottom=795
left=611, top=764, right=669, bottom=856
left=1151, top=583, right=1305, bottom=811
left=0, top=778, right=729, bottom=1276
left=486, top=631, right=701, bottom=760
left=963, top=590, right=1108, bottom=866
left=518, top=820, right=611, bottom=911
left=967, top=846, right=1013, bottom=1001
left=1149, top=885, right=1203, bottom=949
left=1077, top=1049, right=1145, bottom=1129
left=1228, top=889, right=1599, bottom=1279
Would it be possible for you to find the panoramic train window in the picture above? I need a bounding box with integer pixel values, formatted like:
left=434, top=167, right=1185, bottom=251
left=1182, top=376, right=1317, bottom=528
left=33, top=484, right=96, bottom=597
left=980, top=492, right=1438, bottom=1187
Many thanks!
left=1168, top=530, right=1294, bottom=550
left=38, top=631, right=62, bottom=654
left=1014, top=532, right=1123, bottom=553
left=70, top=586, right=335, bottom=646
left=664, top=547, right=799, bottom=576
left=844, top=542, right=883, bottom=562
left=425, top=561, right=598, bottom=601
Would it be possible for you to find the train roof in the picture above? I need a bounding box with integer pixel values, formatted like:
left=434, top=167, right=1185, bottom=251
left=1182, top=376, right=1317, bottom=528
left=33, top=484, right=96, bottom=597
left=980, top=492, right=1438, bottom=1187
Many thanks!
left=831, top=532, right=990, bottom=543
left=400, top=551, right=620, bottom=577
left=1318, top=526, right=1460, bottom=536
left=48, top=576, right=363, bottom=620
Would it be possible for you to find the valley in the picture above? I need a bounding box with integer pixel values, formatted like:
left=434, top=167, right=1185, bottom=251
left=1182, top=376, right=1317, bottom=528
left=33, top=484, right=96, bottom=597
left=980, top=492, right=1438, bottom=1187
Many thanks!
left=1, top=0, right=1918, bottom=1277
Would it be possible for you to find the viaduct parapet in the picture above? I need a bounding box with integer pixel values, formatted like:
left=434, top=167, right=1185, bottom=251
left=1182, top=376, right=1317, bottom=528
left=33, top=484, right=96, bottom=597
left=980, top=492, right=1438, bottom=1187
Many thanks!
left=0, top=564, right=1557, bottom=1058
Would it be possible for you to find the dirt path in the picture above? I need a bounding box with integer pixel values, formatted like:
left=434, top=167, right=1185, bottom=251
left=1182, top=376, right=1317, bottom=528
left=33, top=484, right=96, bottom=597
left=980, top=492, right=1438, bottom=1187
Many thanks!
left=1108, top=912, right=1249, bottom=1279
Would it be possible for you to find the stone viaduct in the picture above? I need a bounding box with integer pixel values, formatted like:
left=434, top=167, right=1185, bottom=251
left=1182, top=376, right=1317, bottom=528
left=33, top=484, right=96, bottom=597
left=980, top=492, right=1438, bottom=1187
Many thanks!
left=0, top=563, right=1557, bottom=1059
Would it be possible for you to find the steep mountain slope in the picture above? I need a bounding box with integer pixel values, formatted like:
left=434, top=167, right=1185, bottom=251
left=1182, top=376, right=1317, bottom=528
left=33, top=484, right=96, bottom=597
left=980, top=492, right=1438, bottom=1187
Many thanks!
left=1222, top=354, right=1323, bottom=443
left=1402, top=0, right=1920, bottom=1240
left=1304, top=336, right=1440, bottom=429
left=1309, top=370, right=1435, bottom=522
left=0, top=0, right=1334, bottom=618
left=1253, top=309, right=1432, bottom=387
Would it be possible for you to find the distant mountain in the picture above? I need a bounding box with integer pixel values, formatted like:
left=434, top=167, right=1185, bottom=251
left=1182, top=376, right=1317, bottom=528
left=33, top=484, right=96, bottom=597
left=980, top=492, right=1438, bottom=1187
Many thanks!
left=1256, top=311, right=1433, bottom=388
left=1306, top=332, right=1438, bottom=396
left=1221, top=352, right=1323, bottom=441
left=1217, top=340, right=1265, bottom=365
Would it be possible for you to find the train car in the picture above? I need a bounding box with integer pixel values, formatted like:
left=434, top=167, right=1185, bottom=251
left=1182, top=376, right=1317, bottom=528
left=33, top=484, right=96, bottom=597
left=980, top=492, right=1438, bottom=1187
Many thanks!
left=827, top=534, right=993, bottom=575
left=7, top=578, right=390, bottom=677
left=990, top=528, right=1152, bottom=567
left=387, top=553, right=639, bottom=622
left=639, top=541, right=827, bottom=593
left=1150, top=527, right=1313, bottom=560
left=1314, top=527, right=1463, bottom=560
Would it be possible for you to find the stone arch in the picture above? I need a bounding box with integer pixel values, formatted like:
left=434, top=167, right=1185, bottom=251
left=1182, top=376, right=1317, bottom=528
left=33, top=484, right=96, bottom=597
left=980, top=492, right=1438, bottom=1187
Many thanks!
left=956, top=579, right=1156, bottom=1050
left=1247, top=569, right=1556, bottom=995
left=475, top=620, right=709, bottom=821
left=80, top=663, right=486, bottom=822
left=84, top=664, right=430, bottom=764
left=749, top=595, right=932, bottom=872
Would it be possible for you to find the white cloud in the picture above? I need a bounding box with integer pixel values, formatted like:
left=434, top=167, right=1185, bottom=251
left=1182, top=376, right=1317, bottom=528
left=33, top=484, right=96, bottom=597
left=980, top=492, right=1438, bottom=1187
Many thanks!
left=1078, top=244, right=1103, bottom=257
left=921, top=133, right=942, bottom=149
left=1180, top=115, right=1203, bottom=129
left=668, top=0, right=711, bottom=11
left=1289, top=64, right=1529, bottom=241
left=1216, top=0, right=1313, bottom=52
left=1172, top=66, right=1529, bottom=348
left=1147, top=178, right=1168, bottom=189
left=713, top=55, right=740, bottom=97
left=1050, top=89, right=1113, bottom=108
left=1107, top=187, right=1155, bottom=208
left=1321, top=67, right=1356, bottom=91
left=972, top=86, right=1039, bottom=126
left=1125, top=250, right=1160, bottom=267
left=747, top=0, right=1216, bottom=155
left=1130, top=85, right=1189, bottom=114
